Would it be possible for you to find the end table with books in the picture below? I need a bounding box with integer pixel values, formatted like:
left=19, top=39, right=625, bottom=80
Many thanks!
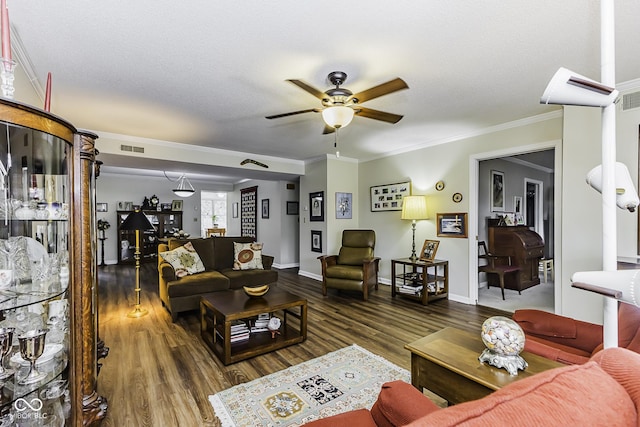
left=391, top=258, right=448, bottom=305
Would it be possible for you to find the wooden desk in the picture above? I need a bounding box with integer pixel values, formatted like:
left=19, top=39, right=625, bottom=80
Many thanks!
left=405, top=327, right=563, bottom=404
left=207, top=228, right=226, bottom=237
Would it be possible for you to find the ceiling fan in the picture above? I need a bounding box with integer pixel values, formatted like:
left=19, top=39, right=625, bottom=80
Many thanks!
left=265, top=71, right=409, bottom=134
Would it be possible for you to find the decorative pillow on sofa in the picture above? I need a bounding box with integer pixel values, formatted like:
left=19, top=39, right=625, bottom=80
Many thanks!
left=159, top=242, right=205, bottom=278
left=233, top=242, right=264, bottom=270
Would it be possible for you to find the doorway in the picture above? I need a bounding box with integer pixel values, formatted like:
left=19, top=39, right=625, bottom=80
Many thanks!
left=471, top=146, right=558, bottom=313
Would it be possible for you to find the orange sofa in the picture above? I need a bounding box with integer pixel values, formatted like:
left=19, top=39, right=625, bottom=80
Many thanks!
left=513, top=302, right=640, bottom=364
left=304, top=347, right=640, bottom=426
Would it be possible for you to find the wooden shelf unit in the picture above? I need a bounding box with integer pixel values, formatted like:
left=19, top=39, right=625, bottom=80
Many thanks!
left=117, top=210, right=182, bottom=264
left=391, top=258, right=449, bottom=305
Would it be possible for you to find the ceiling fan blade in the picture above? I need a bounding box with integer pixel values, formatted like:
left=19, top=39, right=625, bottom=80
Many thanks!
left=350, top=78, right=408, bottom=103
left=355, top=106, right=404, bottom=124
left=265, top=108, right=319, bottom=119
left=322, top=124, right=335, bottom=135
left=286, top=79, right=327, bottom=100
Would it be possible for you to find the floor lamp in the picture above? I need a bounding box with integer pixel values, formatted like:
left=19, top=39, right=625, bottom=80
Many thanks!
left=120, top=210, right=154, bottom=318
left=401, top=196, right=429, bottom=262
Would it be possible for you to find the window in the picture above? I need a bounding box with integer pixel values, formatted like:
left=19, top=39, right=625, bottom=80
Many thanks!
left=201, top=191, right=227, bottom=236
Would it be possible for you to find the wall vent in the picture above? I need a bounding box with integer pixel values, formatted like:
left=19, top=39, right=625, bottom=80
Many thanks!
left=622, top=91, right=640, bottom=111
left=120, top=144, right=144, bottom=153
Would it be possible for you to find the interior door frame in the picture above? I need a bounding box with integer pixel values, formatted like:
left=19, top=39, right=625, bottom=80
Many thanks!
left=524, top=177, right=545, bottom=238
left=468, top=140, right=561, bottom=313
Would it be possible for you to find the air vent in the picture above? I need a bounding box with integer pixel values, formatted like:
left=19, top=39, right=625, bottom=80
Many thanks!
left=622, top=91, right=640, bottom=111
left=120, top=144, right=144, bottom=153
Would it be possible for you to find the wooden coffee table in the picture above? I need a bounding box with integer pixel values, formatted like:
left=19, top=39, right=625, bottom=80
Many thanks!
left=405, top=327, right=564, bottom=405
left=200, top=288, right=307, bottom=365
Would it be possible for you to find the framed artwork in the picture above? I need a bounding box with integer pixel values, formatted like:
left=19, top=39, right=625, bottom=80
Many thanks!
left=370, top=181, right=411, bottom=212
left=241, top=186, right=258, bottom=238
left=309, top=191, right=324, bottom=222
left=311, top=230, right=322, bottom=253
left=491, top=170, right=505, bottom=211
left=436, top=213, right=468, bottom=238
left=161, top=203, right=172, bottom=211
left=232, top=202, right=239, bottom=218
left=286, top=201, right=299, bottom=215
left=513, top=196, right=525, bottom=224
left=96, top=203, right=108, bottom=212
left=171, top=200, right=183, bottom=211
left=420, top=240, right=440, bottom=262
left=336, top=192, right=352, bottom=219
left=261, top=199, right=269, bottom=219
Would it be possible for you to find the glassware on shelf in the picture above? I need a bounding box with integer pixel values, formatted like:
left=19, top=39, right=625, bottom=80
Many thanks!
left=17, top=328, right=49, bottom=385
left=0, top=327, right=14, bottom=380
left=40, top=379, right=67, bottom=427
left=13, top=201, right=35, bottom=220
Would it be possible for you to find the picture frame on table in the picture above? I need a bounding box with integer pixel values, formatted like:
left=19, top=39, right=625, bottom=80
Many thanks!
left=161, top=203, right=172, bottom=211
left=436, top=213, right=468, bottom=238
left=96, top=203, right=108, bottom=212
left=370, top=181, right=411, bottom=212
left=286, top=201, right=299, bottom=215
left=491, top=170, right=505, bottom=212
left=336, top=192, right=352, bottom=219
left=261, top=199, right=270, bottom=219
left=311, top=230, right=322, bottom=253
left=171, top=200, right=183, bottom=211
left=420, top=240, right=440, bottom=262
left=309, top=191, right=324, bottom=222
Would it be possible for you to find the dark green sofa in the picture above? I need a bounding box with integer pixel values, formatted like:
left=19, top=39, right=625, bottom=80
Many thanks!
left=158, top=236, right=278, bottom=321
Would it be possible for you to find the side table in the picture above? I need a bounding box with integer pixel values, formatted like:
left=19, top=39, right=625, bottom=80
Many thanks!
left=391, top=258, right=448, bottom=305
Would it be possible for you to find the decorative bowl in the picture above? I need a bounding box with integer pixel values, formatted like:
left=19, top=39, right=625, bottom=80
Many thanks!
left=478, top=316, right=528, bottom=376
left=243, top=285, right=269, bottom=297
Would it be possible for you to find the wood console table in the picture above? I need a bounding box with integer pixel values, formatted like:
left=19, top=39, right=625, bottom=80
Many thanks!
left=405, top=327, right=563, bottom=405
left=391, top=258, right=448, bottom=305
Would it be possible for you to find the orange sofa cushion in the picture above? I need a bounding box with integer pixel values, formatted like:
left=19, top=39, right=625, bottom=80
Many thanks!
left=370, top=380, right=440, bottom=427
left=406, top=357, right=637, bottom=426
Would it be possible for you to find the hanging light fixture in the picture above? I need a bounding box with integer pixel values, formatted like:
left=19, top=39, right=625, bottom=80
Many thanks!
left=164, top=172, right=195, bottom=198
left=322, top=105, right=355, bottom=129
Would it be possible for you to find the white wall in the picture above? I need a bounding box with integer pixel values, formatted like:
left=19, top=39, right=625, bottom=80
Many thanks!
left=298, top=158, right=328, bottom=278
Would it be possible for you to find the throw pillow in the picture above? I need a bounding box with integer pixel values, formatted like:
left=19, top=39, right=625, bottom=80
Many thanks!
left=159, top=241, right=205, bottom=278
left=233, top=242, right=264, bottom=270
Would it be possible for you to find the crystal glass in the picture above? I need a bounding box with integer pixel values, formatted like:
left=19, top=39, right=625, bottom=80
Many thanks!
left=0, top=327, right=13, bottom=380
left=17, top=328, right=49, bottom=385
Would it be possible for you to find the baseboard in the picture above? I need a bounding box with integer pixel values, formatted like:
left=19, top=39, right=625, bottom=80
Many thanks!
left=272, top=262, right=299, bottom=269
left=298, top=270, right=322, bottom=282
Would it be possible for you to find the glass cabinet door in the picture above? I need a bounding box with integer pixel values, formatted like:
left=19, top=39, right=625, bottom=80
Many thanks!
left=0, top=120, right=71, bottom=422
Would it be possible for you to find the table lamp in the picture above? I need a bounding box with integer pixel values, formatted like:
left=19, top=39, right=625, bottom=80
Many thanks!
left=120, top=210, right=154, bottom=318
left=401, top=195, right=429, bottom=262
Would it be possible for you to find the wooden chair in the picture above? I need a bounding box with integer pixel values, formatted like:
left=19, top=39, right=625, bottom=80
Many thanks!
left=478, top=241, right=520, bottom=300
left=318, top=230, right=380, bottom=301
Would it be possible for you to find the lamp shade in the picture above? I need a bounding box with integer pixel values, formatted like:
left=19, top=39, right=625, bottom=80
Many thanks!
left=540, top=67, right=619, bottom=107
left=586, top=162, right=640, bottom=212
left=120, top=210, right=154, bottom=231
left=322, top=106, right=355, bottom=129
left=173, top=174, right=195, bottom=198
left=401, top=195, right=428, bottom=220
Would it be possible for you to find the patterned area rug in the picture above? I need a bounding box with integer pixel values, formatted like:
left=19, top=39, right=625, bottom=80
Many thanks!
left=209, top=344, right=410, bottom=426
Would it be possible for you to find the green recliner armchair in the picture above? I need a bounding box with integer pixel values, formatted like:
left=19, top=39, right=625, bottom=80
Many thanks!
left=318, top=229, right=380, bottom=300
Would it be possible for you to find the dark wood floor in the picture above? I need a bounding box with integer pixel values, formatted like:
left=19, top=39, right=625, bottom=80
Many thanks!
left=96, top=263, right=507, bottom=426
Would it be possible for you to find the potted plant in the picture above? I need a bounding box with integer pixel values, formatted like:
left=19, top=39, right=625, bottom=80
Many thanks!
left=212, top=215, right=218, bottom=228
left=97, top=219, right=110, bottom=239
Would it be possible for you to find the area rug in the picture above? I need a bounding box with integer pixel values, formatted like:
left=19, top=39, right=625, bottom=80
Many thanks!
left=209, top=344, right=410, bottom=426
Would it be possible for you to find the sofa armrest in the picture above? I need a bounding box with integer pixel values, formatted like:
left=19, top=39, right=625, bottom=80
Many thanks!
left=371, top=380, right=441, bottom=427
left=261, top=254, right=274, bottom=270
left=159, top=261, right=177, bottom=282
left=318, top=255, right=338, bottom=267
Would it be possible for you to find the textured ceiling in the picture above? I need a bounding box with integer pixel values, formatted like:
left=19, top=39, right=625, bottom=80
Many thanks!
left=7, top=1, right=640, bottom=183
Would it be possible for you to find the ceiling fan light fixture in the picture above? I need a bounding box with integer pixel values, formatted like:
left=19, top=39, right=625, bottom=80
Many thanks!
left=173, top=174, right=195, bottom=198
left=322, top=105, right=354, bottom=129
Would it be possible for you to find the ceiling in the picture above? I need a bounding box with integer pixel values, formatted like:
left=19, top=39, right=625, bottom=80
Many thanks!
left=8, top=1, right=640, bottom=184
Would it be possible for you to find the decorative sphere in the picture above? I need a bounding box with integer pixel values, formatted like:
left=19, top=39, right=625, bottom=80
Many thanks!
left=481, top=316, right=525, bottom=356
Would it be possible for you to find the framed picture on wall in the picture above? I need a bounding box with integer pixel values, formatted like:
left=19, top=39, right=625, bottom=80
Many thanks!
left=232, top=202, right=239, bottom=218
left=490, top=170, right=505, bottom=211
left=436, top=213, right=468, bottom=238
left=309, top=191, right=324, bottom=221
left=96, top=203, right=108, bottom=212
left=171, top=200, right=183, bottom=211
left=336, top=192, right=352, bottom=219
left=311, top=230, right=322, bottom=253
left=370, top=181, right=411, bottom=212
left=261, top=199, right=269, bottom=219
left=286, top=201, right=299, bottom=215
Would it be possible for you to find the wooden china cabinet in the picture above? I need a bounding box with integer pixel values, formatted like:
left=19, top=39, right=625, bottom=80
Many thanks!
left=0, top=99, right=107, bottom=425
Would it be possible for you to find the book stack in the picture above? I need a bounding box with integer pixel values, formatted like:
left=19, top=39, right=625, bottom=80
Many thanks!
left=397, top=284, right=423, bottom=295
left=229, top=321, right=250, bottom=343
left=251, top=313, right=271, bottom=333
